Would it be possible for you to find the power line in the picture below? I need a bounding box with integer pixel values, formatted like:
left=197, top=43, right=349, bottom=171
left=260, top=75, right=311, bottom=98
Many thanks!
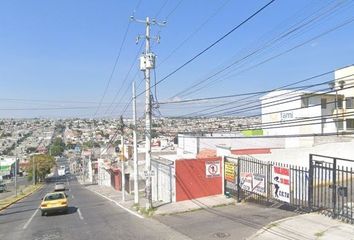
left=93, top=0, right=143, bottom=117
left=172, top=1, right=352, bottom=98
left=135, top=0, right=276, bottom=100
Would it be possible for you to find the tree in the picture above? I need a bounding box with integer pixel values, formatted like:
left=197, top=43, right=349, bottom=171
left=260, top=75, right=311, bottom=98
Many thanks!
left=27, top=154, right=55, bottom=183
left=49, top=137, right=65, bottom=156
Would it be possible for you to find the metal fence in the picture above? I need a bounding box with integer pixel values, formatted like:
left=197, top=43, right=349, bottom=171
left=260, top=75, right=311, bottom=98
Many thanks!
left=224, top=154, right=354, bottom=223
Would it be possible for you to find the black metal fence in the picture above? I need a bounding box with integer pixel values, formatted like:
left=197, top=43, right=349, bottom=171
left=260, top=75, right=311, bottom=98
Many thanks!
left=224, top=154, right=354, bottom=223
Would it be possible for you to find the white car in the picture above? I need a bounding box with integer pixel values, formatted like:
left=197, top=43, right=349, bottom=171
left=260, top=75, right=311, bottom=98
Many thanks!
left=54, top=182, right=65, bottom=192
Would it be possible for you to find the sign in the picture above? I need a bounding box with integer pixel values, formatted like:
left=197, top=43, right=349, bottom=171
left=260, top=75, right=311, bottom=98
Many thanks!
left=205, top=161, right=221, bottom=178
left=280, top=111, right=294, bottom=121
left=240, top=172, right=266, bottom=195
left=224, top=162, right=236, bottom=182
left=272, top=166, right=290, bottom=203
left=144, top=170, right=155, bottom=178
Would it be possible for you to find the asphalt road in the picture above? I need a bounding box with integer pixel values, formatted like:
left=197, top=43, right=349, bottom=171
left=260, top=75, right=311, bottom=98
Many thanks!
left=0, top=175, right=191, bottom=240
left=155, top=203, right=297, bottom=240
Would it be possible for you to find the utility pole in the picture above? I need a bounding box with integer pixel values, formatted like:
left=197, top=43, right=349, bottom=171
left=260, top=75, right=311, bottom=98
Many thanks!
left=132, top=15, right=166, bottom=209
left=132, top=81, right=139, bottom=204
left=14, top=141, right=17, bottom=197
left=120, top=115, right=125, bottom=202
left=32, top=155, right=35, bottom=185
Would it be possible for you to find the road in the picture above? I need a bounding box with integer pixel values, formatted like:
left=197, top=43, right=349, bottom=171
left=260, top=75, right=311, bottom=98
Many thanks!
left=0, top=174, right=190, bottom=240
left=155, top=203, right=297, bottom=240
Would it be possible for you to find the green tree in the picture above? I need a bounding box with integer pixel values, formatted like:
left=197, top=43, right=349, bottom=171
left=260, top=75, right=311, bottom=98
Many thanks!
left=49, top=137, right=65, bottom=156
left=27, top=154, right=55, bottom=183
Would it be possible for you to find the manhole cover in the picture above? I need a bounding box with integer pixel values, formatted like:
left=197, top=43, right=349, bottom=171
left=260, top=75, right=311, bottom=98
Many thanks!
left=213, top=232, right=230, bottom=238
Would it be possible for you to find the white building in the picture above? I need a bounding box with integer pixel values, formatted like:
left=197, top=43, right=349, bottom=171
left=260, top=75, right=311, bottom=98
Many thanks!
left=261, top=65, right=354, bottom=138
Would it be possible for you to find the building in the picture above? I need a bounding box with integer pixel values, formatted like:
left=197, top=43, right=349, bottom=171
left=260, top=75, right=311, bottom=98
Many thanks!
left=261, top=66, right=354, bottom=139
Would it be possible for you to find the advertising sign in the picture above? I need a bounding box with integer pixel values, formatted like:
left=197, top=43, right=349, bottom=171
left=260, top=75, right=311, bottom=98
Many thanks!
left=205, top=161, right=221, bottom=178
left=224, top=162, right=236, bottom=182
left=240, top=172, right=266, bottom=195
left=272, top=166, right=290, bottom=203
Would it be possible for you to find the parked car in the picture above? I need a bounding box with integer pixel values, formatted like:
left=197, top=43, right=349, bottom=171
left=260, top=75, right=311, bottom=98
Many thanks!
left=54, top=182, right=65, bottom=192
left=0, top=183, right=6, bottom=193
left=40, top=192, right=68, bottom=216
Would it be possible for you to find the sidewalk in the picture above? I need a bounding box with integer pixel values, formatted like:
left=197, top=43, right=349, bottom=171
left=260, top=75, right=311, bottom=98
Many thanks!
left=248, top=213, right=354, bottom=240
left=82, top=182, right=234, bottom=216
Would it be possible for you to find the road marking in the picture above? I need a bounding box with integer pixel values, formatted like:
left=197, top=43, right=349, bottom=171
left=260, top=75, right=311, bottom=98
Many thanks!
left=23, top=208, right=39, bottom=229
left=72, top=194, right=75, bottom=199
left=86, top=188, right=143, bottom=219
left=77, top=208, right=84, bottom=220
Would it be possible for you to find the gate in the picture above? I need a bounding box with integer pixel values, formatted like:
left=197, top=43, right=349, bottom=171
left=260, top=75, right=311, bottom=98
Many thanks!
left=309, top=154, right=354, bottom=223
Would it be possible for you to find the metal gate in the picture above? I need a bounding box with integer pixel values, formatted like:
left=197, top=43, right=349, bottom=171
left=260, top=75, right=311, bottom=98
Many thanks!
left=309, top=154, right=354, bottom=223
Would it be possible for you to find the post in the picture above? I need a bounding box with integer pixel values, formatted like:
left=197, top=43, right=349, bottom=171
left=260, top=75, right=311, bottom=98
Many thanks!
left=335, top=90, right=338, bottom=136
left=121, top=134, right=125, bottom=202
left=332, top=158, right=337, bottom=218
left=133, top=81, right=139, bottom=204
left=144, top=16, right=153, bottom=209
left=32, top=155, right=36, bottom=185
left=14, top=157, right=17, bottom=197
left=237, top=157, right=241, bottom=203
left=308, top=154, right=314, bottom=210
left=132, top=15, right=166, bottom=209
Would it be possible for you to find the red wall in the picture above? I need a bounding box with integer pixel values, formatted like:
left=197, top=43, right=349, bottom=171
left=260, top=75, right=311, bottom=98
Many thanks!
left=175, top=157, right=222, bottom=202
left=110, top=168, right=121, bottom=191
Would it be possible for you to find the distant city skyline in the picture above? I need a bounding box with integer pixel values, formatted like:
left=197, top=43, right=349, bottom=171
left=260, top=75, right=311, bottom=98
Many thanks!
left=1, top=0, right=354, bottom=118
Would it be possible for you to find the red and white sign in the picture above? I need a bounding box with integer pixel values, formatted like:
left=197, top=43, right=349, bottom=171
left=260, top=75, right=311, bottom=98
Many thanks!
left=205, top=161, right=221, bottom=178
left=272, top=166, right=290, bottom=203
left=240, top=172, right=267, bottom=195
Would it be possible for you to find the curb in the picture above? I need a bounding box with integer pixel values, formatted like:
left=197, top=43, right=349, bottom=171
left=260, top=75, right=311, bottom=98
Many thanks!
left=0, top=184, right=43, bottom=212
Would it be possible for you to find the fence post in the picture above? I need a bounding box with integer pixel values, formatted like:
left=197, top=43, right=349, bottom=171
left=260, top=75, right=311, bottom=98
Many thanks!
left=267, top=163, right=272, bottom=203
left=237, top=157, right=241, bottom=203
left=332, top=158, right=337, bottom=218
left=308, top=154, right=314, bottom=210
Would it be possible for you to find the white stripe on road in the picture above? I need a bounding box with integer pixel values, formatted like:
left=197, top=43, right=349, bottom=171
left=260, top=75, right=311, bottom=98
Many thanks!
left=77, top=208, right=84, bottom=220
left=86, top=188, right=143, bottom=219
left=23, top=208, right=39, bottom=229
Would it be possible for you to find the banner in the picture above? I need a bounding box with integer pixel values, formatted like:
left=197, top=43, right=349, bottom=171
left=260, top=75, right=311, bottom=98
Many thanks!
left=272, top=166, right=290, bottom=203
left=224, top=162, right=236, bottom=182
left=240, top=172, right=266, bottom=195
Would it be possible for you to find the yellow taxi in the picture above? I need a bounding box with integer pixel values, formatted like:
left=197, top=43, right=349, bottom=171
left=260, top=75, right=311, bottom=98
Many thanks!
left=40, top=192, right=68, bottom=216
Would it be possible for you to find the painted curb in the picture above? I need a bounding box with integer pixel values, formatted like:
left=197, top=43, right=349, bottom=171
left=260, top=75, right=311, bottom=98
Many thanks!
left=0, top=184, right=43, bottom=212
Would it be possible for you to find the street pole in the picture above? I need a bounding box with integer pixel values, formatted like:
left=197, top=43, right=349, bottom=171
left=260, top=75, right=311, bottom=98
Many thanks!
left=336, top=90, right=338, bottom=136
left=32, top=155, right=35, bottom=185
left=120, top=116, right=125, bottom=202
left=144, top=16, right=152, bottom=209
left=133, top=81, right=139, bottom=204
left=132, top=15, right=166, bottom=209
left=14, top=158, right=17, bottom=196
left=14, top=141, right=17, bottom=196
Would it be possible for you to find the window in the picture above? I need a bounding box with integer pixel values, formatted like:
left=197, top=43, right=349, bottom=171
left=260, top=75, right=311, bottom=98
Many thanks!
left=301, top=96, right=309, bottom=108
left=346, top=97, right=354, bottom=109
left=346, top=119, right=354, bottom=130
left=321, top=98, right=327, bottom=109
left=337, top=97, right=343, bottom=109
left=337, top=119, right=344, bottom=130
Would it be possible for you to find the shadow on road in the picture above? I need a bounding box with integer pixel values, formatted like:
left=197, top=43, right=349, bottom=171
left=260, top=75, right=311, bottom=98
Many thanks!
left=44, top=206, right=77, bottom=217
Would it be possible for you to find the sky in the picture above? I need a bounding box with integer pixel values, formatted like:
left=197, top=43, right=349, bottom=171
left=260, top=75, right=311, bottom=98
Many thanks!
left=0, top=0, right=353, bottom=118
